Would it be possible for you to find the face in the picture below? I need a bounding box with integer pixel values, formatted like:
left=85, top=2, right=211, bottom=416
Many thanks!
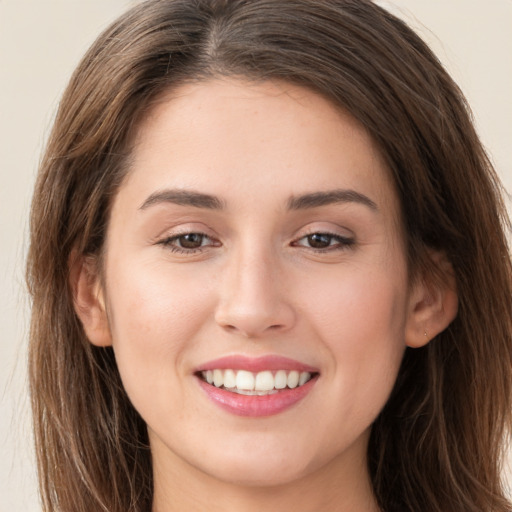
left=97, top=79, right=414, bottom=487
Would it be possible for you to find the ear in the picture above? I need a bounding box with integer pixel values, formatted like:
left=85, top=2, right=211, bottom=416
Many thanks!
left=405, top=251, right=458, bottom=348
left=69, top=251, right=112, bottom=347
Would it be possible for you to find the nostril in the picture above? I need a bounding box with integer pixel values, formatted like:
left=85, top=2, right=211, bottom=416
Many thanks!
left=214, top=297, right=296, bottom=337
left=219, top=322, right=287, bottom=337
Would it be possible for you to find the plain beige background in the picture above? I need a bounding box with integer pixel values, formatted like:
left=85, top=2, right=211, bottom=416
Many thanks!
left=1, top=1, right=511, bottom=510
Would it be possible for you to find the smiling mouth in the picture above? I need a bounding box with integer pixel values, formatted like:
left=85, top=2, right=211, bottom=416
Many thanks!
left=198, top=369, right=317, bottom=396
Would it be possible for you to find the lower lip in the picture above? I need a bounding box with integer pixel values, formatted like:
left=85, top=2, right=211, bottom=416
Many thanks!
left=197, top=376, right=318, bottom=417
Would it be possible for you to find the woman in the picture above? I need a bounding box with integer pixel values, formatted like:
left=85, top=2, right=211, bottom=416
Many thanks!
left=26, top=1, right=512, bottom=511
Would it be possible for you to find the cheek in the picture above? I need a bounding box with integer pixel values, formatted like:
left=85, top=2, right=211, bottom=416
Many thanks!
left=298, top=264, right=408, bottom=409
left=301, top=261, right=408, bottom=341
left=104, top=259, right=214, bottom=400
left=108, top=255, right=212, bottom=338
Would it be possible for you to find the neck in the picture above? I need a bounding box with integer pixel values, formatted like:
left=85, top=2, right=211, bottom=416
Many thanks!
left=151, top=435, right=380, bottom=512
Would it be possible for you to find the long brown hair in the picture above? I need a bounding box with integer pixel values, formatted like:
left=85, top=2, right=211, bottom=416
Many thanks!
left=27, top=1, right=512, bottom=510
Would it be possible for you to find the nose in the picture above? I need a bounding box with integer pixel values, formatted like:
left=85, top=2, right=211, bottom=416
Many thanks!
left=214, top=247, right=296, bottom=338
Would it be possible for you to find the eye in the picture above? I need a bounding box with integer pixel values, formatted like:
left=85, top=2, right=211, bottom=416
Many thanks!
left=292, top=232, right=355, bottom=251
left=158, top=232, right=218, bottom=253
left=173, top=233, right=208, bottom=249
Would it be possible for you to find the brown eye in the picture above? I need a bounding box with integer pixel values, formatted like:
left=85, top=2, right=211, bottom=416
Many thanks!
left=292, top=232, right=355, bottom=251
left=177, top=233, right=206, bottom=249
left=159, top=232, right=217, bottom=253
left=307, top=233, right=333, bottom=248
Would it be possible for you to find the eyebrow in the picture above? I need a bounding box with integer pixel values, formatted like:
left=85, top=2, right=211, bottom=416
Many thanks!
left=287, top=189, right=378, bottom=211
left=139, top=187, right=377, bottom=212
left=139, top=189, right=225, bottom=210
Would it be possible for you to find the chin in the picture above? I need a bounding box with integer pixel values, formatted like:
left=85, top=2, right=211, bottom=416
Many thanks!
left=205, top=458, right=310, bottom=488
left=191, top=438, right=324, bottom=488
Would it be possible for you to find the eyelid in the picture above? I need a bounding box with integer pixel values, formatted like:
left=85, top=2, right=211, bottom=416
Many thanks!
left=293, top=233, right=354, bottom=246
left=151, top=221, right=217, bottom=242
left=157, top=233, right=221, bottom=257
left=153, top=221, right=221, bottom=252
left=294, top=223, right=355, bottom=240
left=291, top=225, right=356, bottom=252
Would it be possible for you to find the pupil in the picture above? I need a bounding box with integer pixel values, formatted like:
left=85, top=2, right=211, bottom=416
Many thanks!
left=179, top=233, right=203, bottom=248
left=308, top=233, right=331, bottom=248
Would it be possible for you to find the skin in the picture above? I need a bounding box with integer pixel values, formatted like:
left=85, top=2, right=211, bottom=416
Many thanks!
left=74, top=78, right=457, bottom=511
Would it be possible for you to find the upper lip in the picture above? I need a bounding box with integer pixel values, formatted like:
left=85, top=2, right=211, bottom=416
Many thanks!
left=196, top=355, right=319, bottom=374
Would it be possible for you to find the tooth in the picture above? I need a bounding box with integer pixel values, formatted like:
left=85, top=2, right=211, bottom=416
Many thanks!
left=274, top=370, right=287, bottom=389
left=254, top=371, right=274, bottom=391
left=236, top=388, right=255, bottom=395
left=213, top=369, right=224, bottom=387
left=234, top=389, right=278, bottom=396
left=287, top=370, right=299, bottom=388
left=299, top=371, right=310, bottom=386
left=205, top=368, right=313, bottom=391
left=223, top=369, right=236, bottom=388
left=236, top=370, right=255, bottom=390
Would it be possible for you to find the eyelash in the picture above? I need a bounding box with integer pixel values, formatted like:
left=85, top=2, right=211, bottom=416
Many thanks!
left=157, top=232, right=217, bottom=254
left=157, top=230, right=355, bottom=254
left=291, top=231, right=355, bottom=252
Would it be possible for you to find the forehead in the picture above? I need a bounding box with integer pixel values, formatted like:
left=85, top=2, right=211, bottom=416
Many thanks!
left=119, top=78, right=400, bottom=221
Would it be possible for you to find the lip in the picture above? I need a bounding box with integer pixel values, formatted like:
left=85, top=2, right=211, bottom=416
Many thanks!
left=196, top=354, right=319, bottom=373
left=197, top=375, right=318, bottom=417
left=195, top=355, right=319, bottom=417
